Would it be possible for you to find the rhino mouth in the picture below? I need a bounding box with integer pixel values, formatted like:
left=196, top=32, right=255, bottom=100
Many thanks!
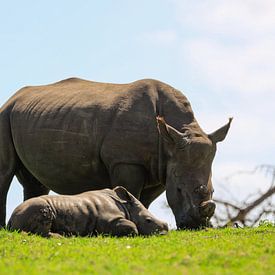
left=177, top=200, right=216, bottom=229
left=177, top=216, right=212, bottom=230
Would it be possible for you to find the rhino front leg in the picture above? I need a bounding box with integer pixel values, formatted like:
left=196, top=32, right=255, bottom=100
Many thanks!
left=0, top=113, right=17, bottom=227
left=0, top=172, right=14, bottom=228
left=109, top=218, right=138, bottom=237
left=16, top=166, right=50, bottom=201
left=140, top=184, right=165, bottom=208
left=111, top=164, right=146, bottom=199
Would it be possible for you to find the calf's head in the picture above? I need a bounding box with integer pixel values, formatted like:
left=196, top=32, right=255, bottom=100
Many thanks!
left=114, top=186, right=168, bottom=235
left=157, top=117, right=232, bottom=229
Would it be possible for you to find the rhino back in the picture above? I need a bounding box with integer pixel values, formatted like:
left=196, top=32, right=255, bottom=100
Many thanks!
left=48, top=191, right=126, bottom=236
left=5, top=78, right=195, bottom=193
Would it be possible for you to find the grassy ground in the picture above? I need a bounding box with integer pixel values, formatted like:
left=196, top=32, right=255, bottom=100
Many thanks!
left=0, top=224, right=274, bottom=274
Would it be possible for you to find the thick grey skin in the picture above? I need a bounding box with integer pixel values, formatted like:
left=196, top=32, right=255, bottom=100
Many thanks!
left=7, top=186, right=168, bottom=237
left=0, top=78, right=231, bottom=228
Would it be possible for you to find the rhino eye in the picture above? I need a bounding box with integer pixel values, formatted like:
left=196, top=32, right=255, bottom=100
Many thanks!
left=194, top=185, right=208, bottom=195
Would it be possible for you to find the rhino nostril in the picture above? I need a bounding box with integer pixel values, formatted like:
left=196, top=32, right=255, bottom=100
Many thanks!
left=199, top=200, right=216, bottom=217
left=200, top=200, right=215, bottom=207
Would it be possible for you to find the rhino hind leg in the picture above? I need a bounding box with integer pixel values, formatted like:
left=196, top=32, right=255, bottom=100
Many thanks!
left=15, top=165, right=50, bottom=201
left=0, top=112, right=17, bottom=227
left=30, top=206, right=54, bottom=237
left=8, top=199, right=55, bottom=237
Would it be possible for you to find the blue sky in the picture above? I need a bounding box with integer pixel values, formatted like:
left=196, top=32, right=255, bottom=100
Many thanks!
left=1, top=1, right=274, bottom=226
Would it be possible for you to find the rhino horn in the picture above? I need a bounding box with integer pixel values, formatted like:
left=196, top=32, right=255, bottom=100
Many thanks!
left=208, top=117, right=233, bottom=143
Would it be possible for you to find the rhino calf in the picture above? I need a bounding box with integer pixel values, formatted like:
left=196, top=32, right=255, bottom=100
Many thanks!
left=7, top=186, right=168, bottom=237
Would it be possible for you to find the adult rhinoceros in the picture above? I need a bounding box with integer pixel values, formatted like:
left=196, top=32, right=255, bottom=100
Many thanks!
left=0, top=78, right=232, bottom=229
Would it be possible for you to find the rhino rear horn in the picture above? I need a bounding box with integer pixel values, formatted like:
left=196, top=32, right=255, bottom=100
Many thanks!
left=114, top=186, right=135, bottom=203
left=208, top=117, right=233, bottom=143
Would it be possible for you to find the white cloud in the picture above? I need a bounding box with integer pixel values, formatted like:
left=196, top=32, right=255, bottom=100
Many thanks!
left=166, top=0, right=275, bottom=96
left=173, top=0, right=275, bottom=37
left=182, top=38, right=275, bottom=95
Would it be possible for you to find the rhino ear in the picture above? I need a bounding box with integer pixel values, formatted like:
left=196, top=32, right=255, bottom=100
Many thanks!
left=156, top=116, right=188, bottom=147
left=113, top=186, right=135, bottom=203
left=208, top=117, right=233, bottom=143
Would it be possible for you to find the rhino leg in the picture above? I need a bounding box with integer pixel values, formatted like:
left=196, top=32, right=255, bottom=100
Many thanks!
left=111, top=164, right=145, bottom=199
left=8, top=199, right=54, bottom=237
left=109, top=218, right=138, bottom=237
left=0, top=112, right=17, bottom=227
left=140, top=184, right=165, bottom=208
left=16, top=165, right=50, bottom=201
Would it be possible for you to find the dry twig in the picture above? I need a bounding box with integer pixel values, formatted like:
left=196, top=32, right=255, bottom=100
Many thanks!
left=213, top=165, right=275, bottom=227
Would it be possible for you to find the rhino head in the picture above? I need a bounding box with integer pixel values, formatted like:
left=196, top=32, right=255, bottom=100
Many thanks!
left=114, top=186, right=169, bottom=235
left=157, top=116, right=232, bottom=229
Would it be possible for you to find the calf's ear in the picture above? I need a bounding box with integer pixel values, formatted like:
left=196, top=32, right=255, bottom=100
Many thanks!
left=208, top=117, right=233, bottom=143
left=114, top=186, right=135, bottom=203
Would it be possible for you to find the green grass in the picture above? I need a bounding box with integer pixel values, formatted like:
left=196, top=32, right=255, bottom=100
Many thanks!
left=0, top=224, right=274, bottom=274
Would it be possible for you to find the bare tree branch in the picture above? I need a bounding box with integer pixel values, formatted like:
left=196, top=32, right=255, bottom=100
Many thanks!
left=214, top=199, right=241, bottom=211
left=213, top=165, right=275, bottom=227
